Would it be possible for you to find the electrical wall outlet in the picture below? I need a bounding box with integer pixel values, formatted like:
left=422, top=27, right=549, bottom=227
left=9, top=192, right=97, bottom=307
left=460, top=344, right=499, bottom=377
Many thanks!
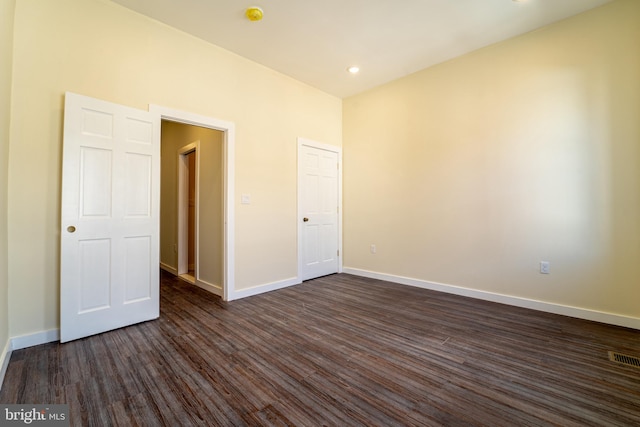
left=370, top=244, right=376, bottom=254
left=540, top=261, right=550, bottom=274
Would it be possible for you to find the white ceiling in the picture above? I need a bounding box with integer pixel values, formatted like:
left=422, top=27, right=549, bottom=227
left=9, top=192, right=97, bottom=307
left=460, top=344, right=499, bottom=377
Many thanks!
left=111, top=0, right=613, bottom=98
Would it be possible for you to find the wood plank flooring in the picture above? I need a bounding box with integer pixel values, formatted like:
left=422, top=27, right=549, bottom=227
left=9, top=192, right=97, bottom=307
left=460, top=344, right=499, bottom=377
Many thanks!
left=1, top=272, right=639, bottom=426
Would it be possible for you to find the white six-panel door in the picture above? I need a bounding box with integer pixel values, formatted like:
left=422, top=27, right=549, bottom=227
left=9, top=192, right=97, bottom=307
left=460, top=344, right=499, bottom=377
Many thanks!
left=60, top=92, right=160, bottom=343
left=299, top=140, right=340, bottom=280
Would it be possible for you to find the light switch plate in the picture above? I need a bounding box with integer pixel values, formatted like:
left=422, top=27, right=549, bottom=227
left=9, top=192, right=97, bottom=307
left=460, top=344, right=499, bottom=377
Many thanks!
left=241, top=194, right=251, bottom=204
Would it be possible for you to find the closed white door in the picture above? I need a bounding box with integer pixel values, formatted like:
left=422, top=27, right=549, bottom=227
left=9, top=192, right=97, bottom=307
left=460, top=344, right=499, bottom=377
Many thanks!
left=60, top=92, right=160, bottom=343
left=299, top=141, right=340, bottom=280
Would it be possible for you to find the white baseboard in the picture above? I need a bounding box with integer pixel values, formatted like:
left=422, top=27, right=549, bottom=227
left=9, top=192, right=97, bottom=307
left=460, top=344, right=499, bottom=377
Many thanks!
left=343, top=267, right=640, bottom=330
left=162, top=263, right=222, bottom=297
left=229, top=277, right=300, bottom=301
left=160, top=262, right=178, bottom=275
left=11, top=329, right=60, bottom=351
left=0, top=338, right=11, bottom=390
left=194, top=279, right=223, bottom=297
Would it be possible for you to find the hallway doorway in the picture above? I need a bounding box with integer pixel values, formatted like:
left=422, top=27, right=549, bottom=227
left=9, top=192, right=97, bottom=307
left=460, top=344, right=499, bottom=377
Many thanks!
left=160, top=121, right=225, bottom=297
left=153, top=104, right=235, bottom=301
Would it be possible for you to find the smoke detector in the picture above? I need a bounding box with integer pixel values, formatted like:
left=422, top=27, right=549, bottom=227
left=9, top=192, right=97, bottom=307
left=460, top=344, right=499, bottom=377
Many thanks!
left=245, top=6, right=264, bottom=22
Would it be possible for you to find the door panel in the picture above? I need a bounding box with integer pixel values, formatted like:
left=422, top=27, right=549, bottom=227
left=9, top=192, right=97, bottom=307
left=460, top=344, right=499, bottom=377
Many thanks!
left=125, top=153, right=152, bottom=216
left=299, top=143, right=339, bottom=280
left=80, top=147, right=112, bottom=217
left=61, top=92, right=160, bottom=343
left=124, top=236, right=152, bottom=302
left=78, top=239, right=111, bottom=312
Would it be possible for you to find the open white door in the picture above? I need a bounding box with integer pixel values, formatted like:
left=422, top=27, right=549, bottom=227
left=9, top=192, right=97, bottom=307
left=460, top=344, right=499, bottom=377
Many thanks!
left=298, top=139, right=341, bottom=281
left=60, top=92, right=160, bottom=343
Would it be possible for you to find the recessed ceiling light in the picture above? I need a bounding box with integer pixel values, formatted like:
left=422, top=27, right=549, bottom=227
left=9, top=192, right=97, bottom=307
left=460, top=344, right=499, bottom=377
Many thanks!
left=347, top=66, right=360, bottom=74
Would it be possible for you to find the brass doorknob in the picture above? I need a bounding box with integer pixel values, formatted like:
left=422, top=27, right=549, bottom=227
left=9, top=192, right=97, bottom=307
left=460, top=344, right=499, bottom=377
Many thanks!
left=303, top=217, right=309, bottom=222
left=67, top=226, right=76, bottom=233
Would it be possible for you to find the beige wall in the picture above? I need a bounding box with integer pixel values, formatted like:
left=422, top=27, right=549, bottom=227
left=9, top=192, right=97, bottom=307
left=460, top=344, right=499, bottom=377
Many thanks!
left=0, top=0, right=16, bottom=360
left=343, top=0, right=640, bottom=319
left=160, top=121, right=224, bottom=289
left=7, top=0, right=341, bottom=337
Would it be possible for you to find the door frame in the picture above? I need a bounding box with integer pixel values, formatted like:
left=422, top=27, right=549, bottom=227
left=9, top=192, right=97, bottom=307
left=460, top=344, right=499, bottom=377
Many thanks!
left=177, top=141, right=199, bottom=282
left=151, top=105, right=235, bottom=301
left=297, top=137, right=343, bottom=281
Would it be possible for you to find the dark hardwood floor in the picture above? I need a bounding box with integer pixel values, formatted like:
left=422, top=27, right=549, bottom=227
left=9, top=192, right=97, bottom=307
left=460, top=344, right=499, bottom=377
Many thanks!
left=1, top=272, right=639, bottom=426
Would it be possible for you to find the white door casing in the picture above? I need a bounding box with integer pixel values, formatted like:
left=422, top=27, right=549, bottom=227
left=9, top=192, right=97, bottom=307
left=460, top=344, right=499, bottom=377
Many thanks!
left=60, top=92, right=160, bottom=343
left=298, top=138, right=342, bottom=281
left=150, top=105, right=235, bottom=301
left=177, top=141, right=199, bottom=281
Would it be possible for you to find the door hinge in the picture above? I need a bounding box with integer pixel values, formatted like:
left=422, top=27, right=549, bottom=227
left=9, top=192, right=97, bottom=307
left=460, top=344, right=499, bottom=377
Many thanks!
left=337, top=250, right=340, bottom=256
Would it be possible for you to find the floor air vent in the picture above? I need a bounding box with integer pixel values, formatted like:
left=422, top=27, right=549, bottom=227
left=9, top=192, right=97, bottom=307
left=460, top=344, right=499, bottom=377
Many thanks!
left=608, top=351, right=640, bottom=368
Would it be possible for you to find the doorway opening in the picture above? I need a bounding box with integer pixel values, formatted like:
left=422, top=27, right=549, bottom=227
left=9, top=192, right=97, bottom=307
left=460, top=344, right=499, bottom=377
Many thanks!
left=149, top=105, right=237, bottom=301
left=160, top=121, right=224, bottom=297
